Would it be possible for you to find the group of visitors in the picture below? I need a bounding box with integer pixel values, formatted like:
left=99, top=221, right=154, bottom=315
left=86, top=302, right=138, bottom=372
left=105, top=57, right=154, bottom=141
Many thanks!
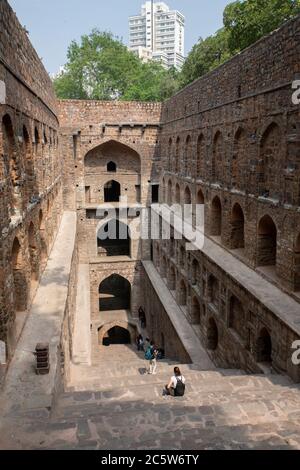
left=136, top=307, right=186, bottom=397
left=136, top=334, right=185, bottom=397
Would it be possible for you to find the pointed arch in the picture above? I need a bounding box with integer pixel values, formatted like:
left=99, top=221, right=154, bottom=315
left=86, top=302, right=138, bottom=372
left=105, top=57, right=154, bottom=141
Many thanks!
left=211, top=196, right=222, bottom=236
left=104, top=180, right=121, bottom=202
left=99, top=274, right=131, bottom=312
left=97, top=219, right=130, bottom=257
left=257, top=215, right=277, bottom=267
left=230, top=203, right=245, bottom=249
left=184, top=185, right=192, bottom=205
left=207, top=317, right=218, bottom=350
left=259, top=123, right=281, bottom=198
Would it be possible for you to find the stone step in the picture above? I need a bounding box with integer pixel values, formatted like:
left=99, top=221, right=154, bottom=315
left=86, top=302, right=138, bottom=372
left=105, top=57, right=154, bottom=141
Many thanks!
left=21, top=416, right=300, bottom=450
left=67, top=367, right=294, bottom=393
left=93, top=418, right=300, bottom=451
left=55, top=386, right=300, bottom=420
left=24, top=394, right=300, bottom=451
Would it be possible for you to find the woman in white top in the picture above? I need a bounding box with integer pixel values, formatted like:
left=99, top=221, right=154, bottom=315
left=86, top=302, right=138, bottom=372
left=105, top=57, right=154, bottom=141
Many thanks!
left=165, top=367, right=186, bottom=396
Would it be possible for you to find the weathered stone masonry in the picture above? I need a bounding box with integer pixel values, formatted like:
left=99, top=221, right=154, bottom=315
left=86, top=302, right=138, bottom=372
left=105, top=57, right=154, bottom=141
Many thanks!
left=1, top=0, right=300, bottom=387
left=154, top=15, right=300, bottom=381
left=0, top=0, right=62, bottom=367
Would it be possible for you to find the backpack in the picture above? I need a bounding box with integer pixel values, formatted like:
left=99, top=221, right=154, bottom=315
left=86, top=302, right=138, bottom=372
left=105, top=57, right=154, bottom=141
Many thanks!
left=174, top=377, right=185, bottom=397
left=145, top=346, right=154, bottom=360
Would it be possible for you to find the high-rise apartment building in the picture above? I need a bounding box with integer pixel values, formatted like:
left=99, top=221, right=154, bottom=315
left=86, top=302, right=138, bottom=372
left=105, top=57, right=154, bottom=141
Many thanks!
left=129, top=1, right=185, bottom=70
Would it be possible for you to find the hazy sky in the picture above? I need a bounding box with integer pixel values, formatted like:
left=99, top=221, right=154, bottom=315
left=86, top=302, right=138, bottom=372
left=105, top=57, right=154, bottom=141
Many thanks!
left=9, top=0, right=232, bottom=74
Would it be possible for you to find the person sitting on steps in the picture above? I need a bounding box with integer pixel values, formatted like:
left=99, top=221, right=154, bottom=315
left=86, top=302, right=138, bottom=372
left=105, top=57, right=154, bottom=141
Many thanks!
left=164, top=367, right=186, bottom=397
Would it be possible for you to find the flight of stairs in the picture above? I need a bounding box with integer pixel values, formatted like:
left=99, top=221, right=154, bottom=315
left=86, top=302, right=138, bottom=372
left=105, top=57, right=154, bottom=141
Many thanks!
left=2, top=345, right=300, bottom=450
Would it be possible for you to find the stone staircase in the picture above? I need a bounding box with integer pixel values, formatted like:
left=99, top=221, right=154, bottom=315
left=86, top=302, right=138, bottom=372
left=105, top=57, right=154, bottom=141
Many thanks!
left=2, top=344, right=300, bottom=450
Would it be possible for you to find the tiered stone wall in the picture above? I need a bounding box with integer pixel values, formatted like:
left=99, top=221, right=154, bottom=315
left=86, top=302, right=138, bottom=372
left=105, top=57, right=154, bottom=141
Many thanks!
left=0, top=0, right=62, bottom=362
left=58, top=100, right=162, bottom=211
left=154, top=15, right=300, bottom=380
left=58, top=100, right=162, bottom=335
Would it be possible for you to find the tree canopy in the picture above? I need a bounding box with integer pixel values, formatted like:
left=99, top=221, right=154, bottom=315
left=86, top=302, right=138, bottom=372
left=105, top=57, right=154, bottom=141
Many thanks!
left=180, top=0, right=300, bottom=87
left=224, top=0, right=300, bottom=54
left=53, top=30, right=178, bottom=101
left=54, top=1, right=300, bottom=99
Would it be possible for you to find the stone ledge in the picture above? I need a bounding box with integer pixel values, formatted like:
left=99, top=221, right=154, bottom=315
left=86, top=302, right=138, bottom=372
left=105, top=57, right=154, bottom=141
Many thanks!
left=0, top=211, right=77, bottom=415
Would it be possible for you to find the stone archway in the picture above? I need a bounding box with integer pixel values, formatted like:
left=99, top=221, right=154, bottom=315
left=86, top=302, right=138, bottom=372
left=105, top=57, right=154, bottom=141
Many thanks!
left=231, top=203, right=245, bottom=249
left=257, top=215, right=277, bottom=266
left=97, top=219, right=131, bottom=257
left=84, top=140, right=141, bottom=204
left=256, top=327, right=272, bottom=363
left=211, top=196, right=222, bottom=236
left=104, top=180, right=121, bottom=202
left=207, top=318, right=218, bottom=351
left=98, top=320, right=136, bottom=346
left=99, top=274, right=131, bottom=312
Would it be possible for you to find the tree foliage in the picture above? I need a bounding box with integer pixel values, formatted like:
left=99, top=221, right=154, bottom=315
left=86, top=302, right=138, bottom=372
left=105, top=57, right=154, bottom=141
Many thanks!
left=180, top=28, right=231, bottom=88
left=53, top=30, right=179, bottom=101
left=54, top=1, right=300, bottom=100
left=224, top=0, right=300, bottom=54
left=180, top=0, right=300, bottom=87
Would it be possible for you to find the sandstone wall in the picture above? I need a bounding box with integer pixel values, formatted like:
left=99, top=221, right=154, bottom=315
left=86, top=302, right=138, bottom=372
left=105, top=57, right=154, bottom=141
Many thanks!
left=154, top=15, right=300, bottom=381
left=0, top=0, right=62, bottom=362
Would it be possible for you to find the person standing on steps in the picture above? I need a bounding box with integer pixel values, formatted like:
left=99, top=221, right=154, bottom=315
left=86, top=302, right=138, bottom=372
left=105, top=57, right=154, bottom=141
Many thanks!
left=164, top=367, right=186, bottom=396
left=149, top=348, right=159, bottom=375
left=145, top=341, right=155, bottom=373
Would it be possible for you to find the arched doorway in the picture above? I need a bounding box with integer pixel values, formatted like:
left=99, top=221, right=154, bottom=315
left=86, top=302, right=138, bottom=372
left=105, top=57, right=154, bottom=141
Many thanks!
left=191, top=297, right=201, bottom=325
left=184, top=186, right=192, bottom=205
left=197, top=189, right=204, bottom=205
left=257, top=215, right=277, bottom=266
left=178, top=280, right=187, bottom=306
left=107, top=161, right=117, bottom=172
left=256, top=328, right=272, bottom=363
left=99, top=274, right=131, bottom=312
left=229, top=296, right=245, bottom=338
left=231, top=203, right=245, bottom=249
left=211, top=196, right=222, bottom=236
left=12, top=237, right=27, bottom=312
left=259, top=123, right=281, bottom=198
left=102, top=326, right=131, bottom=346
left=104, top=180, right=121, bottom=202
left=97, top=220, right=130, bottom=257
left=207, top=318, right=218, bottom=350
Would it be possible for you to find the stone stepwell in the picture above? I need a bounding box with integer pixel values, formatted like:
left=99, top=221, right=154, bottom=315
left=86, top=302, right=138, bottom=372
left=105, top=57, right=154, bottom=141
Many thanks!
left=1, top=344, right=300, bottom=450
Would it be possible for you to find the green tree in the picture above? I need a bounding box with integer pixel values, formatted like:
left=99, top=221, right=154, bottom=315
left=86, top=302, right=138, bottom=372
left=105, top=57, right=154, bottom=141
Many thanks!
left=224, top=0, right=300, bottom=53
left=180, top=28, right=231, bottom=87
left=53, top=30, right=179, bottom=101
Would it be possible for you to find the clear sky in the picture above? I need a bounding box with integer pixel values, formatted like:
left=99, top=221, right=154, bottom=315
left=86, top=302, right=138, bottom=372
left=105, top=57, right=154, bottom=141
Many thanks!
left=9, top=0, right=233, bottom=75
